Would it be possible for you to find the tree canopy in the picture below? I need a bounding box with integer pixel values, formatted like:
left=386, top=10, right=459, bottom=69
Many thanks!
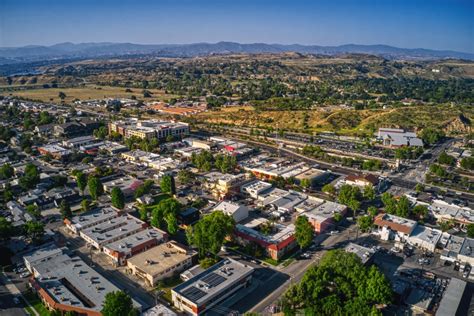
left=187, top=211, right=235, bottom=258
left=282, top=250, right=391, bottom=315
left=101, top=291, right=138, bottom=316
left=295, top=215, right=313, bottom=249
left=111, top=187, right=125, bottom=209
left=160, top=175, right=176, bottom=195
left=87, top=176, right=103, bottom=200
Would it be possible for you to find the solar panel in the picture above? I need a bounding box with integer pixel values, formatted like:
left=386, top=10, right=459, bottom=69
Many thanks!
left=182, top=286, right=207, bottom=301
left=201, top=272, right=226, bottom=287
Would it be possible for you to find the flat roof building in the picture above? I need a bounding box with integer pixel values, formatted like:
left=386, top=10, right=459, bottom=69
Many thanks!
left=374, top=213, right=417, bottom=242
left=211, top=201, right=249, bottom=223
left=64, top=207, right=119, bottom=234
left=344, top=243, right=376, bottom=265
left=79, top=215, right=147, bottom=250
left=102, top=228, right=167, bottom=266
left=458, top=238, right=474, bottom=266
left=126, top=242, right=196, bottom=287
left=436, top=278, right=467, bottom=316
left=407, top=225, right=442, bottom=252
left=172, top=258, right=254, bottom=315
left=29, top=251, right=141, bottom=316
left=377, top=128, right=423, bottom=147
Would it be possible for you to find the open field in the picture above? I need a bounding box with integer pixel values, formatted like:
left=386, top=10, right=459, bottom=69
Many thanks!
left=2, top=85, right=177, bottom=103
left=194, top=105, right=473, bottom=136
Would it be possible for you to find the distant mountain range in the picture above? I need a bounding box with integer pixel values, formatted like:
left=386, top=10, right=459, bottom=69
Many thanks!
left=0, top=41, right=473, bottom=64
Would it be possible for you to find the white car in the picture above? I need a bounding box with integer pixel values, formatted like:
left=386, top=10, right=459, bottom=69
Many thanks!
left=20, top=272, right=30, bottom=278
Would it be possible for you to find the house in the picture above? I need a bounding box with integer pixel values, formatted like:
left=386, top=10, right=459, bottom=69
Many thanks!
left=373, top=213, right=417, bottom=242
left=211, top=201, right=249, bottom=223
left=34, top=124, right=55, bottom=137
left=172, top=258, right=254, bottom=316
left=377, top=128, right=423, bottom=148
left=126, top=242, right=196, bottom=287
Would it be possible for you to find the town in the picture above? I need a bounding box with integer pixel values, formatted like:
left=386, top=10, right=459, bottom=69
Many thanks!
left=0, top=94, right=473, bottom=316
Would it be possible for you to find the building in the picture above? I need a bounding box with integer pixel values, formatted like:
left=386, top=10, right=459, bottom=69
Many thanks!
left=373, top=213, right=417, bottom=242
left=64, top=207, right=120, bottom=234
left=344, top=243, right=376, bottom=265
left=98, top=141, right=128, bottom=155
left=38, top=144, right=71, bottom=159
left=172, top=258, right=254, bottom=315
left=142, top=304, right=177, bottom=316
left=103, top=176, right=143, bottom=197
left=62, top=136, right=100, bottom=149
left=458, top=238, right=474, bottom=266
left=23, top=243, right=64, bottom=273
left=203, top=172, right=243, bottom=200
left=126, top=242, right=196, bottom=287
left=260, top=188, right=307, bottom=214
left=180, top=265, right=205, bottom=282
left=102, top=228, right=168, bottom=266
left=79, top=215, right=147, bottom=250
left=297, top=199, right=347, bottom=233
left=27, top=248, right=141, bottom=316
left=436, top=278, right=467, bottom=316
left=344, top=173, right=379, bottom=189
left=429, top=200, right=474, bottom=226
left=235, top=220, right=297, bottom=260
left=407, top=225, right=442, bottom=252
left=240, top=180, right=272, bottom=199
left=109, top=119, right=189, bottom=140
left=211, top=201, right=249, bottom=223
left=440, top=234, right=465, bottom=263
left=377, top=128, right=423, bottom=148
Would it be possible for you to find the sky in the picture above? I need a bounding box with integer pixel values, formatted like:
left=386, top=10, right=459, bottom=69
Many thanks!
left=0, top=0, right=473, bottom=53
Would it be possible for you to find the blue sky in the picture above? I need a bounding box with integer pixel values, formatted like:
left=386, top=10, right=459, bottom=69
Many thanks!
left=0, top=0, right=473, bottom=53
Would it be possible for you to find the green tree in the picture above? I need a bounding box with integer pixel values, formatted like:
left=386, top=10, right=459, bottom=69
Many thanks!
left=300, top=178, right=311, bottom=189
left=138, top=205, right=148, bottom=221
left=60, top=199, right=73, bottom=219
left=420, top=128, right=444, bottom=145
left=93, top=126, right=108, bottom=140
left=396, top=196, right=411, bottom=218
left=322, top=184, right=336, bottom=196
left=295, top=216, right=314, bottom=249
left=460, top=157, right=474, bottom=170
left=160, top=175, right=176, bottom=195
left=367, top=206, right=379, bottom=217
left=415, top=183, right=425, bottom=193
left=58, top=91, right=67, bottom=101
left=19, top=163, right=40, bottom=190
left=413, top=204, right=428, bottom=220
left=381, top=192, right=397, bottom=214
left=363, top=185, right=376, bottom=201
left=26, top=204, right=41, bottom=218
left=101, top=291, right=138, bottom=316
left=81, top=199, right=91, bottom=212
left=467, top=224, right=474, bottom=238
left=87, top=176, right=103, bottom=200
left=333, top=212, right=343, bottom=222
left=25, top=221, right=45, bottom=242
left=357, top=215, right=374, bottom=232
left=151, top=198, right=181, bottom=233
left=177, top=170, right=193, bottom=184
left=75, top=171, right=88, bottom=195
left=111, top=187, right=125, bottom=209
left=0, top=163, right=14, bottom=179
left=186, top=211, right=235, bottom=258
left=0, top=216, right=13, bottom=240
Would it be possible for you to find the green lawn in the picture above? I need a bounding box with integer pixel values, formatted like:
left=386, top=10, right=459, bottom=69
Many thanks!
left=23, top=291, right=51, bottom=316
left=155, top=274, right=183, bottom=303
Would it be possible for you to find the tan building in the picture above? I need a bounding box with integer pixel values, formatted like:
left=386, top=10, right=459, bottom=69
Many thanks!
left=126, top=242, right=196, bottom=287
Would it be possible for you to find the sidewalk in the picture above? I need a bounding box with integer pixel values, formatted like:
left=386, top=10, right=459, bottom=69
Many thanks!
left=0, top=272, right=38, bottom=316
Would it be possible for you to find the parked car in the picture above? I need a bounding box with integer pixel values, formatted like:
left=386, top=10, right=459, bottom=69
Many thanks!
left=20, top=272, right=30, bottom=278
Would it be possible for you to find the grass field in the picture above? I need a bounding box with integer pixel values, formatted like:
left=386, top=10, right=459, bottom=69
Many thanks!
left=195, top=105, right=473, bottom=136
left=2, top=85, right=178, bottom=103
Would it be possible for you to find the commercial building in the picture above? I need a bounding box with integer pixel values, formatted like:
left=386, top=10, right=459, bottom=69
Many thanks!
left=235, top=220, right=297, bottom=260
left=172, top=258, right=254, bottom=315
left=373, top=213, right=417, bottom=242
left=240, top=180, right=272, bottom=199
left=64, top=207, right=119, bottom=234
left=37, top=144, right=71, bottom=159
left=62, top=136, right=100, bottom=149
left=126, top=242, right=196, bottom=287
left=298, top=199, right=347, bottom=233
left=440, top=234, right=465, bottom=263
left=23, top=243, right=64, bottom=273
left=344, top=173, right=379, bottom=189
left=109, top=119, right=189, bottom=140
left=406, top=225, right=442, bottom=252
left=27, top=249, right=141, bottom=316
left=102, top=228, right=168, bottom=266
left=377, top=128, right=423, bottom=148
left=203, top=172, right=244, bottom=199
left=211, top=201, right=249, bottom=223
left=344, top=243, right=376, bottom=265
left=79, top=215, right=147, bottom=250
left=458, top=238, right=474, bottom=266
left=102, top=176, right=143, bottom=197
left=436, top=278, right=467, bottom=316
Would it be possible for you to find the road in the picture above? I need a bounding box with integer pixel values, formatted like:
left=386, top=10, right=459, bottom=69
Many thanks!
left=0, top=273, right=30, bottom=316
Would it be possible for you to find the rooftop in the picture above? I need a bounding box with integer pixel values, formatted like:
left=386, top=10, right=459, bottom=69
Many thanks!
left=68, top=207, right=119, bottom=232
left=344, top=243, right=375, bottom=264
left=127, top=242, right=195, bottom=277
left=173, top=258, right=254, bottom=305
left=103, top=228, right=166, bottom=253
left=408, top=225, right=442, bottom=245
left=374, top=213, right=417, bottom=235
left=81, top=215, right=145, bottom=246
left=436, top=278, right=467, bottom=316
left=460, top=238, right=474, bottom=258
